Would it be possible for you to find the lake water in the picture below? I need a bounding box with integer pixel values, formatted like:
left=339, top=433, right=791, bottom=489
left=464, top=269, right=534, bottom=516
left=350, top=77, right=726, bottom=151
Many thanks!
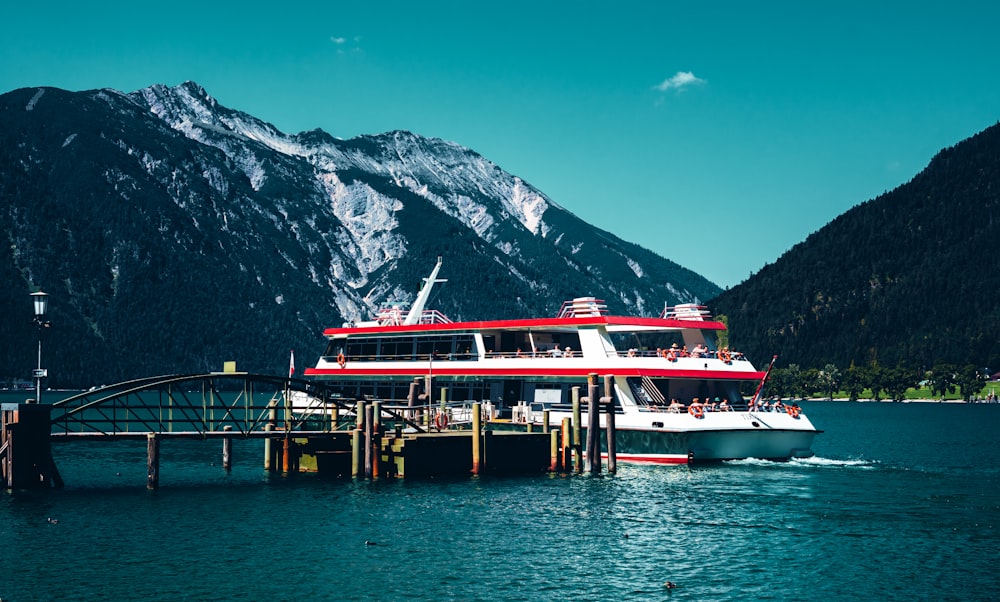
left=2, top=400, right=998, bottom=601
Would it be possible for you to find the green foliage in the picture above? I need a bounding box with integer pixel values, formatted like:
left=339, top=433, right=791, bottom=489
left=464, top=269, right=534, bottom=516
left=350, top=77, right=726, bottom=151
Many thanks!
left=710, top=123, right=1000, bottom=375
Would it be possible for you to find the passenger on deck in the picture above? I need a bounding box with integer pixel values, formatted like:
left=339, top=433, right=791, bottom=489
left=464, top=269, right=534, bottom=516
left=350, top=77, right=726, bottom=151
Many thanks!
left=668, top=398, right=684, bottom=413
left=773, top=400, right=785, bottom=412
left=549, top=345, right=563, bottom=358
left=564, top=346, right=574, bottom=358
left=627, top=348, right=638, bottom=357
left=679, top=345, right=690, bottom=357
left=719, top=399, right=730, bottom=411
left=691, top=343, right=707, bottom=358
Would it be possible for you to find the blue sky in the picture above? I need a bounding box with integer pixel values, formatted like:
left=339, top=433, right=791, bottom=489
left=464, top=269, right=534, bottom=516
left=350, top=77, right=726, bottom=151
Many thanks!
left=3, top=1, right=998, bottom=288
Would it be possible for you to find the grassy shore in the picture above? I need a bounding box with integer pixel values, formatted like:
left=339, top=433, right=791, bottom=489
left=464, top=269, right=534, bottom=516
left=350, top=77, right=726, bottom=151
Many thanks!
left=816, top=380, right=999, bottom=401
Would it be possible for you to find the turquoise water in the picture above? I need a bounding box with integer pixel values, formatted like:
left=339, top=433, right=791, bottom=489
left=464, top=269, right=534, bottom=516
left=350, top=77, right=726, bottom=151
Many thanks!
left=2, top=401, right=999, bottom=601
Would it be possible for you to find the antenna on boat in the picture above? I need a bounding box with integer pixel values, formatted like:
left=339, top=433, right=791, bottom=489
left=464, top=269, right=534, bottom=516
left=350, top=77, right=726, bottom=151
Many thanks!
left=403, top=256, right=446, bottom=325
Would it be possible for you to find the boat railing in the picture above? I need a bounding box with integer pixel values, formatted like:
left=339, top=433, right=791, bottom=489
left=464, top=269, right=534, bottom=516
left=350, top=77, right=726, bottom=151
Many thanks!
left=372, top=308, right=453, bottom=326
left=324, top=349, right=750, bottom=364
left=556, top=297, right=608, bottom=318
left=660, top=304, right=713, bottom=320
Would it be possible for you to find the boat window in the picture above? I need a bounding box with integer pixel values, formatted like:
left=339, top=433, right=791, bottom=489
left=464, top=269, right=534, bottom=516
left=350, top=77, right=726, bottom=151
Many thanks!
left=334, top=334, right=477, bottom=362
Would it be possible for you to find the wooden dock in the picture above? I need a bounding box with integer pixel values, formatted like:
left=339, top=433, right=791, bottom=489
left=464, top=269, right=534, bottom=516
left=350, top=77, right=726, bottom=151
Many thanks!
left=3, top=373, right=617, bottom=490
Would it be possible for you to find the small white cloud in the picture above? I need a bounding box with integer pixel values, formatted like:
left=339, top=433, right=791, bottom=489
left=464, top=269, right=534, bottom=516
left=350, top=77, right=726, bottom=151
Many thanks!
left=654, top=71, right=705, bottom=92
left=330, top=36, right=347, bottom=44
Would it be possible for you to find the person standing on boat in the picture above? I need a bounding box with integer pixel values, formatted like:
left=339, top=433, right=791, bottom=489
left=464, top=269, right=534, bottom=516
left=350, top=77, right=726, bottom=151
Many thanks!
left=550, top=345, right=563, bottom=358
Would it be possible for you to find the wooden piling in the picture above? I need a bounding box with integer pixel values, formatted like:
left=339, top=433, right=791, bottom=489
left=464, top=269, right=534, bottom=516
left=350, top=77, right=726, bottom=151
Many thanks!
left=472, top=402, right=482, bottom=475
left=604, top=375, right=617, bottom=474
left=550, top=428, right=560, bottom=472
left=407, top=379, right=420, bottom=421
left=146, top=432, right=159, bottom=490
left=351, top=428, right=362, bottom=478
left=282, top=437, right=292, bottom=474
left=222, top=425, right=233, bottom=471
left=586, top=373, right=601, bottom=474
left=371, top=401, right=381, bottom=479
left=364, top=403, right=374, bottom=479
left=263, top=424, right=273, bottom=471
left=542, top=409, right=550, bottom=434
left=561, top=417, right=572, bottom=472
left=572, top=386, right=583, bottom=473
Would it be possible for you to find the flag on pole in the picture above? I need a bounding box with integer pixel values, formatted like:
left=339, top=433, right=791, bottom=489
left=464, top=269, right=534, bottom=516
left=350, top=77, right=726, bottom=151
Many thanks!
left=289, top=349, right=295, bottom=377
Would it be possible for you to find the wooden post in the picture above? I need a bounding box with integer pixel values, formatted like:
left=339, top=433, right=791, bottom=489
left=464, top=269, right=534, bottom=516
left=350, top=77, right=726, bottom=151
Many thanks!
left=222, top=425, right=233, bottom=471
left=572, top=386, right=583, bottom=473
left=407, top=379, right=420, bottom=421
left=363, top=403, right=374, bottom=479
left=542, top=409, right=550, bottom=434
left=424, top=375, right=433, bottom=430
left=604, top=375, right=617, bottom=474
left=587, top=373, right=601, bottom=474
left=330, top=398, right=339, bottom=431
left=146, top=432, right=160, bottom=490
left=471, top=402, right=482, bottom=475
left=550, top=428, right=560, bottom=472
left=561, top=417, right=572, bottom=472
left=282, top=437, right=291, bottom=473
left=263, top=424, right=273, bottom=471
left=351, top=428, right=362, bottom=478
left=372, top=401, right=381, bottom=479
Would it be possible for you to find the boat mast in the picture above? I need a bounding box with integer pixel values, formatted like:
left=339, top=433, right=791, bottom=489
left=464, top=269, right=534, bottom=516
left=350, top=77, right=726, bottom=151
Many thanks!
left=403, top=256, right=446, bottom=325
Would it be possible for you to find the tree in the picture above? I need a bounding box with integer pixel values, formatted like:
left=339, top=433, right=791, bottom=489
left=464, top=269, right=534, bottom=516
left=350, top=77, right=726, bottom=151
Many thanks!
left=817, top=363, right=841, bottom=400
left=842, top=364, right=865, bottom=401
left=885, top=366, right=916, bottom=402
left=928, top=363, right=958, bottom=399
left=868, top=366, right=889, bottom=402
left=955, top=364, right=985, bottom=401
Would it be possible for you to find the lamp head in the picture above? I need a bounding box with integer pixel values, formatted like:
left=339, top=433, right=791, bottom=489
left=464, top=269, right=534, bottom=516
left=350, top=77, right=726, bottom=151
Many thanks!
left=31, top=290, right=49, bottom=318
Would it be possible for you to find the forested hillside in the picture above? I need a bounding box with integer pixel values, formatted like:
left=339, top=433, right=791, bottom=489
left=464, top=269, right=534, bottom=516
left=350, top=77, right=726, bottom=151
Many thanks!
left=712, top=123, right=1000, bottom=380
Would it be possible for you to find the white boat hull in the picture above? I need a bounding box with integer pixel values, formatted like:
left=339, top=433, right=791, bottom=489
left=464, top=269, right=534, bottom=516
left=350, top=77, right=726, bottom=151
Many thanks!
left=536, top=409, right=819, bottom=464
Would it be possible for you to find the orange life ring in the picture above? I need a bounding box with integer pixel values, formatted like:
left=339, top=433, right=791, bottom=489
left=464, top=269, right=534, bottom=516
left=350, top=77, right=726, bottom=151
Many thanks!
left=435, top=412, right=449, bottom=430
left=337, top=353, right=346, bottom=368
left=688, top=405, right=704, bottom=419
left=786, top=405, right=800, bottom=418
left=719, top=349, right=731, bottom=363
left=666, top=350, right=677, bottom=362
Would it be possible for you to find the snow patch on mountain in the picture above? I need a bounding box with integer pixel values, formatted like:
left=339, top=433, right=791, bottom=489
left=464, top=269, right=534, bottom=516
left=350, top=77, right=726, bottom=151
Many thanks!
left=319, top=172, right=406, bottom=282
left=627, top=258, right=644, bottom=278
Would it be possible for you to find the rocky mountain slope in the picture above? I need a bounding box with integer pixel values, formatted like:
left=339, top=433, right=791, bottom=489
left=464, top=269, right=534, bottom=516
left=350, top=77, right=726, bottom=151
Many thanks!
left=0, top=82, right=719, bottom=386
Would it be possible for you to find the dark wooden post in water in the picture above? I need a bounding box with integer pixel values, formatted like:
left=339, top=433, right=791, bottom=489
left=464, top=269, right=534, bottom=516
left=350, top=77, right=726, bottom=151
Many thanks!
left=363, top=402, right=375, bottom=479
left=263, top=424, right=274, bottom=471
left=146, top=432, right=160, bottom=490
left=572, top=386, right=583, bottom=473
left=471, top=402, right=482, bottom=475
left=561, top=417, right=572, bottom=471
left=1, top=403, right=62, bottom=490
left=222, top=425, right=233, bottom=471
left=550, top=428, right=560, bottom=472
left=586, top=373, right=601, bottom=474
left=603, top=375, right=617, bottom=473
left=371, top=401, right=381, bottom=479
left=407, top=379, right=420, bottom=421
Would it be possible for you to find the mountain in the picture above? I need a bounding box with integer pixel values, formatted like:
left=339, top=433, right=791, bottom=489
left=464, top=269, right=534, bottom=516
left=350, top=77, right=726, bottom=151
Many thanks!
left=710, top=122, right=1000, bottom=372
left=0, top=82, right=720, bottom=387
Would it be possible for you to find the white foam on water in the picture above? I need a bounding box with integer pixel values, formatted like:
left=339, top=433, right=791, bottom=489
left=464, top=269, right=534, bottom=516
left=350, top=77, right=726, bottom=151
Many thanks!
left=789, top=456, right=877, bottom=469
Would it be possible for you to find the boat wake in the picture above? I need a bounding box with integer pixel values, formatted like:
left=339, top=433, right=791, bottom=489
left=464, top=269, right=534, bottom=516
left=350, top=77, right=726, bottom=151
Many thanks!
left=723, top=456, right=877, bottom=469
left=788, top=456, right=877, bottom=469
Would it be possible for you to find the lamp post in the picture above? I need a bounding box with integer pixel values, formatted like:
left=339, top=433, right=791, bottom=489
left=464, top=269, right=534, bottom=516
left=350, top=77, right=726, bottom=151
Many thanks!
left=30, top=290, right=50, bottom=404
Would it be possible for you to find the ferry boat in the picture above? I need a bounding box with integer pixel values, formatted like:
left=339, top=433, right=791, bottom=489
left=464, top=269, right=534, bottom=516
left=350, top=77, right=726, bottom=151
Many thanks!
left=304, top=259, right=819, bottom=464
